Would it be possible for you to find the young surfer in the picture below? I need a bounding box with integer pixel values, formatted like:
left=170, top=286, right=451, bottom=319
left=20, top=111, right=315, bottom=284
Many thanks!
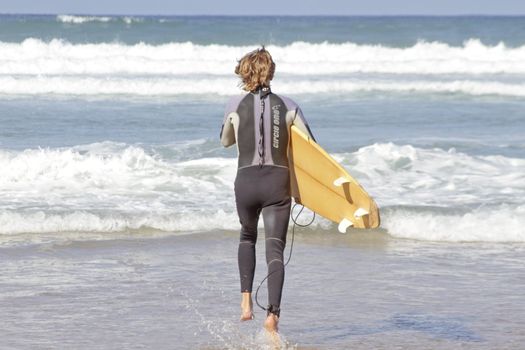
left=220, top=47, right=314, bottom=333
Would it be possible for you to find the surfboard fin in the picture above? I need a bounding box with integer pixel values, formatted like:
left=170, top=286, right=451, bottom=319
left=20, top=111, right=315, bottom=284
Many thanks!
left=333, top=177, right=351, bottom=187
left=354, top=208, right=369, bottom=218
left=338, top=218, right=353, bottom=233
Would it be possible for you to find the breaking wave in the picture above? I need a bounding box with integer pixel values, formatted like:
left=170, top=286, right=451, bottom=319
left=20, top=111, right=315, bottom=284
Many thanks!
left=0, top=76, right=524, bottom=97
left=0, top=142, right=524, bottom=242
left=2, top=38, right=525, bottom=75
left=56, top=15, right=142, bottom=24
left=382, top=205, right=525, bottom=242
left=1, top=38, right=523, bottom=97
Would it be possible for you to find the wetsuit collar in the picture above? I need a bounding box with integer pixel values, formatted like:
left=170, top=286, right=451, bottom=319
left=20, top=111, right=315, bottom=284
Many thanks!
left=254, top=86, right=271, bottom=98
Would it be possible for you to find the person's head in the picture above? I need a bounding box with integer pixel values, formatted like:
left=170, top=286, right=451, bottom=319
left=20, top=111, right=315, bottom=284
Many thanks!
left=235, top=47, right=275, bottom=92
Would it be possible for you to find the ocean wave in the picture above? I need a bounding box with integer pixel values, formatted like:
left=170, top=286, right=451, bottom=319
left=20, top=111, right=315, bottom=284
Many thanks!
left=1, top=142, right=523, bottom=206
left=1, top=76, right=524, bottom=97
left=0, top=142, right=524, bottom=241
left=0, top=209, right=239, bottom=235
left=1, top=38, right=525, bottom=76
left=382, top=205, right=525, bottom=242
left=56, top=15, right=142, bottom=24
left=2, top=205, right=523, bottom=243
left=0, top=143, right=237, bottom=207
left=56, top=15, right=113, bottom=24
left=337, top=142, right=525, bottom=207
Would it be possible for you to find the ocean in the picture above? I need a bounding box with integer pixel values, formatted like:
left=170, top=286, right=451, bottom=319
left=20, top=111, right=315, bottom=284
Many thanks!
left=0, top=14, right=524, bottom=349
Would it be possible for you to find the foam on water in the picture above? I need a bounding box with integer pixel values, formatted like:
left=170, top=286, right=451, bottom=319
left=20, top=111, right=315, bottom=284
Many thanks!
left=338, top=142, right=525, bottom=206
left=56, top=15, right=142, bottom=24
left=2, top=39, right=525, bottom=75
left=56, top=15, right=112, bottom=23
left=383, top=204, right=525, bottom=242
left=2, top=142, right=523, bottom=207
left=1, top=76, right=524, bottom=97
left=0, top=209, right=239, bottom=235
left=1, top=38, right=523, bottom=98
left=0, top=142, right=523, bottom=242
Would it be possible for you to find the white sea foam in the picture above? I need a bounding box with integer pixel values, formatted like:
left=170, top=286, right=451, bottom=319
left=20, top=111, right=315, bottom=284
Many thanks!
left=123, top=17, right=143, bottom=24
left=0, top=142, right=524, bottom=241
left=1, top=206, right=523, bottom=242
left=1, top=38, right=523, bottom=97
left=338, top=142, right=525, bottom=207
left=0, top=143, right=240, bottom=234
left=2, top=142, right=523, bottom=207
left=383, top=205, right=525, bottom=242
left=1, top=76, right=524, bottom=97
left=0, top=209, right=239, bottom=234
left=56, top=15, right=113, bottom=24
left=56, top=15, right=142, bottom=24
left=2, top=38, right=525, bottom=76
left=0, top=143, right=237, bottom=207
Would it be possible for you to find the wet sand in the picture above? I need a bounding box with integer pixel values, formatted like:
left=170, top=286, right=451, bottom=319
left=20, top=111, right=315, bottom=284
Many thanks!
left=1, top=229, right=524, bottom=349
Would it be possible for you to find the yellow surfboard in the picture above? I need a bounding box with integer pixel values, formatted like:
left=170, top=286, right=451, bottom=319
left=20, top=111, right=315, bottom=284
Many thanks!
left=289, top=125, right=380, bottom=232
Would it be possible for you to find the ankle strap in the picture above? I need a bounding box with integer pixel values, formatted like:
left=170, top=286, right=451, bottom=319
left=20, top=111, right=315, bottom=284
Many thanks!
left=267, top=304, right=280, bottom=317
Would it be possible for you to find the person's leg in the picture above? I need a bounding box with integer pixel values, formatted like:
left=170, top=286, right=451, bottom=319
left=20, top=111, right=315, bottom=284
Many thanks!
left=262, top=196, right=291, bottom=332
left=235, top=169, right=262, bottom=321
left=237, top=208, right=259, bottom=321
left=237, top=207, right=259, bottom=296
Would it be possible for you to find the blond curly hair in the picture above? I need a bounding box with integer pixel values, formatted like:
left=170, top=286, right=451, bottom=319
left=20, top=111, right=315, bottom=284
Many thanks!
left=235, top=47, right=275, bottom=92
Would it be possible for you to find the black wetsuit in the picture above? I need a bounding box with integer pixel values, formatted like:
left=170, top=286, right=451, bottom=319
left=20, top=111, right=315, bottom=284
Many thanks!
left=220, top=86, right=313, bottom=316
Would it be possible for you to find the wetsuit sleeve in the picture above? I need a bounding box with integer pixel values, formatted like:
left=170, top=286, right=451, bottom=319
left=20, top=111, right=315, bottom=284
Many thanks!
left=220, top=98, right=238, bottom=148
left=292, top=107, right=316, bottom=142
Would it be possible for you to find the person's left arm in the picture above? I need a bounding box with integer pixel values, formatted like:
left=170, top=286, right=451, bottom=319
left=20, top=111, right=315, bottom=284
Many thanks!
left=220, top=98, right=239, bottom=147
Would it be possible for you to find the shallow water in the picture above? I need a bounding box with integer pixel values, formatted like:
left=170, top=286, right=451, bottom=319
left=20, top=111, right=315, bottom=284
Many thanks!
left=1, top=230, right=523, bottom=349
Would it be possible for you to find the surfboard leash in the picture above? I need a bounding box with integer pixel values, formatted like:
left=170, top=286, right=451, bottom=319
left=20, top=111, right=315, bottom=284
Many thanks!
left=254, top=203, right=316, bottom=313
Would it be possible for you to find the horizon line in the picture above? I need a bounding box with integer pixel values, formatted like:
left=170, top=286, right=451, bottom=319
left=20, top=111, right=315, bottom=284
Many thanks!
left=2, top=12, right=525, bottom=17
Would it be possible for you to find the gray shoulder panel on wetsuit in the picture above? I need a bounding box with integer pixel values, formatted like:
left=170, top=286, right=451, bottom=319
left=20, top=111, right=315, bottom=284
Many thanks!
left=280, top=95, right=316, bottom=142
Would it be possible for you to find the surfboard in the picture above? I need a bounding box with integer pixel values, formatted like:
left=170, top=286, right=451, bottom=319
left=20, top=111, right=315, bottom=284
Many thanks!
left=289, top=125, right=380, bottom=232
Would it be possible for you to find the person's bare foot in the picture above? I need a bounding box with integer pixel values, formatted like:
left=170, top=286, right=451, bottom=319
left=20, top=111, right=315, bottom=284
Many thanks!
left=240, top=292, right=254, bottom=321
left=264, top=313, right=279, bottom=333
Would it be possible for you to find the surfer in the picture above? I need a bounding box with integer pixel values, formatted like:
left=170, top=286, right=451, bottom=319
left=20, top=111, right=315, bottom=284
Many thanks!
left=220, top=47, right=314, bottom=333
